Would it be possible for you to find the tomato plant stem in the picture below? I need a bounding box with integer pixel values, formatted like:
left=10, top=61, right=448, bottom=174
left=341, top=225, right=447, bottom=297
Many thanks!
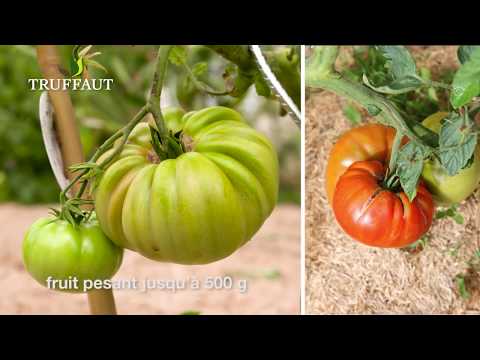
left=148, top=45, right=173, bottom=139
left=388, top=131, right=403, bottom=175
left=306, top=46, right=442, bottom=172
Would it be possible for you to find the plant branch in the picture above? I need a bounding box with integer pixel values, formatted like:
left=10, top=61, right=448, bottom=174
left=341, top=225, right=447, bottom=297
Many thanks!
left=61, top=105, right=148, bottom=203
left=308, top=73, right=437, bottom=146
left=306, top=47, right=439, bottom=149
left=148, top=45, right=173, bottom=136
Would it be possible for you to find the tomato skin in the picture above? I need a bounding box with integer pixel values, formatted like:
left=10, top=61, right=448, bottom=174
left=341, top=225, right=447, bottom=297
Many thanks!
left=22, top=216, right=123, bottom=293
left=421, top=112, right=480, bottom=205
left=325, top=124, right=397, bottom=204
left=94, top=106, right=279, bottom=265
left=333, top=160, right=434, bottom=248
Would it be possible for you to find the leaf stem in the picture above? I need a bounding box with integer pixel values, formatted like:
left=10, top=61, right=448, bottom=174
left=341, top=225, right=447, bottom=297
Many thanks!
left=60, top=105, right=148, bottom=203
left=181, top=60, right=231, bottom=95
left=424, top=79, right=451, bottom=89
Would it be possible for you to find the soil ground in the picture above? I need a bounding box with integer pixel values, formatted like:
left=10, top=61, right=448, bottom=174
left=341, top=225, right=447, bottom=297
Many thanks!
left=306, top=46, right=480, bottom=314
left=0, top=203, right=300, bottom=315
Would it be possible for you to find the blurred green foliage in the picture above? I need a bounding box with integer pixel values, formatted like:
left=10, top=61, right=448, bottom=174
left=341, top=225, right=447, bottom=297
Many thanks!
left=0, top=45, right=299, bottom=204
left=0, top=46, right=59, bottom=203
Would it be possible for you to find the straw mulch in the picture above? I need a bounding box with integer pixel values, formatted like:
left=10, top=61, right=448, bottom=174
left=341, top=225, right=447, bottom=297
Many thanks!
left=306, top=46, right=480, bottom=314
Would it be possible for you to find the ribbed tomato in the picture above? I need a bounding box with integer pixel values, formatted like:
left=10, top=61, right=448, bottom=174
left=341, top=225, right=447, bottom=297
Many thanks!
left=332, top=160, right=434, bottom=248
left=94, top=106, right=278, bottom=265
left=325, top=124, right=397, bottom=204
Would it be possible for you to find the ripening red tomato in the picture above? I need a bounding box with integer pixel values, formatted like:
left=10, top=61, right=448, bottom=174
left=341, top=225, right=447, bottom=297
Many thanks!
left=332, top=160, right=434, bottom=248
left=325, top=124, right=397, bottom=204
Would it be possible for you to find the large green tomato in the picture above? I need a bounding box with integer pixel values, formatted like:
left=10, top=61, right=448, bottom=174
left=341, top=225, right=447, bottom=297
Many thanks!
left=23, top=215, right=123, bottom=293
left=421, top=112, right=480, bottom=205
left=94, top=106, right=279, bottom=265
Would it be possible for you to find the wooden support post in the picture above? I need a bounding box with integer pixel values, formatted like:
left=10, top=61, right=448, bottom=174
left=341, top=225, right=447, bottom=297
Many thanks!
left=36, top=45, right=117, bottom=315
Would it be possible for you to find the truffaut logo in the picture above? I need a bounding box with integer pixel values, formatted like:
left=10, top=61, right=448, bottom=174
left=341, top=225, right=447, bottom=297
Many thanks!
left=29, top=45, right=114, bottom=91
left=28, top=78, right=114, bottom=91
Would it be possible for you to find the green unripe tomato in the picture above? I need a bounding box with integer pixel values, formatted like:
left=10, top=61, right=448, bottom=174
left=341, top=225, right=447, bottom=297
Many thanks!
left=22, top=215, right=123, bottom=293
left=421, top=111, right=480, bottom=205
left=94, top=106, right=279, bottom=265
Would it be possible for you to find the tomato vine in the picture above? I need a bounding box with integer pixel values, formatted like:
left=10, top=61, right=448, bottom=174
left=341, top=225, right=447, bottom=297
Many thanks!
left=58, top=45, right=175, bottom=224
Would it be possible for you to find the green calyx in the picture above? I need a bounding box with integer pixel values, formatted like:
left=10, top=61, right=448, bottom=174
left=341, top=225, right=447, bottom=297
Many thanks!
left=149, top=126, right=186, bottom=162
left=52, top=196, right=94, bottom=227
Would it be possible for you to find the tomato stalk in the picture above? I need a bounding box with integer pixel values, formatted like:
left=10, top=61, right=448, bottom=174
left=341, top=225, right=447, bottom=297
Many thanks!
left=148, top=45, right=172, bottom=138
left=147, top=45, right=188, bottom=160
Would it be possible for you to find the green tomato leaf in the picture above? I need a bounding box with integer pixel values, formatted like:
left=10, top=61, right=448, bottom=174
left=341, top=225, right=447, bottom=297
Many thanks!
left=363, top=73, right=423, bottom=95
left=168, top=46, right=187, bottom=66
left=343, top=103, right=362, bottom=125
left=191, top=62, right=208, bottom=77
left=450, top=47, right=480, bottom=108
left=455, top=275, right=470, bottom=300
left=231, top=72, right=252, bottom=98
left=457, top=45, right=480, bottom=64
left=253, top=71, right=271, bottom=97
left=84, top=59, right=108, bottom=74
left=419, top=67, right=431, bottom=81
left=377, top=46, right=417, bottom=80
left=223, top=63, right=237, bottom=78
left=435, top=204, right=464, bottom=224
left=453, top=213, right=465, bottom=225
left=405, top=236, right=428, bottom=251
left=72, top=57, right=84, bottom=77
left=438, top=112, right=477, bottom=176
left=396, top=142, right=431, bottom=202
left=362, top=46, right=424, bottom=94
